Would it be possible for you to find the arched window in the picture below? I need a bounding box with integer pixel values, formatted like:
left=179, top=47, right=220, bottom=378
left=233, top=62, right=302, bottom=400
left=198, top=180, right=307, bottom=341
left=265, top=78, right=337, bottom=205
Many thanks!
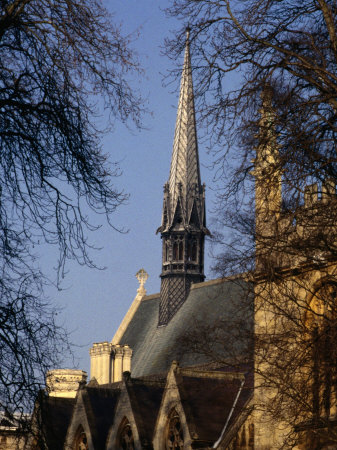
left=165, top=241, right=170, bottom=262
left=117, top=417, right=134, bottom=450
left=191, top=240, right=197, bottom=262
left=172, top=237, right=184, bottom=261
left=73, top=426, right=88, bottom=450
left=166, top=408, right=184, bottom=450
left=179, top=240, right=183, bottom=261
left=187, top=239, right=197, bottom=262
left=173, top=241, right=178, bottom=260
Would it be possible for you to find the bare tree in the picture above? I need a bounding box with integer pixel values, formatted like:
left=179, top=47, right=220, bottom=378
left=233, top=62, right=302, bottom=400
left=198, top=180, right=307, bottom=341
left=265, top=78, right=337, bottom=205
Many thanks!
left=165, top=0, right=337, bottom=218
left=166, top=1, right=337, bottom=447
left=0, top=0, right=144, bottom=423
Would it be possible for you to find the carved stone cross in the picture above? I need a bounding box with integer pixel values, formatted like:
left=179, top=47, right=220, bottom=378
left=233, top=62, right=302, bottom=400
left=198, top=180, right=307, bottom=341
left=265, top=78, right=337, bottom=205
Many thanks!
left=136, top=268, right=148, bottom=295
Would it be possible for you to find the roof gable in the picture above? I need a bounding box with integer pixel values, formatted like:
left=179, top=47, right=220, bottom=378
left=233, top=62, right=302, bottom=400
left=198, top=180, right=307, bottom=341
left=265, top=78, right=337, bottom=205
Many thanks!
left=33, top=394, right=76, bottom=450
left=126, top=376, right=166, bottom=446
left=82, top=387, right=120, bottom=448
left=177, top=370, right=252, bottom=445
left=153, top=363, right=253, bottom=448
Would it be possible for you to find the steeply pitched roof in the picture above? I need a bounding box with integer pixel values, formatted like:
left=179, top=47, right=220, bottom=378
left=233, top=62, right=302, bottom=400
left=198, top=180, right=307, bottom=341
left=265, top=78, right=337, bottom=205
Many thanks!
left=38, top=395, right=76, bottom=450
left=125, top=376, right=165, bottom=447
left=176, top=369, right=252, bottom=446
left=168, top=29, right=201, bottom=226
left=81, top=386, right=120, bottom=449
left=119, top=277, right=253, bottom=377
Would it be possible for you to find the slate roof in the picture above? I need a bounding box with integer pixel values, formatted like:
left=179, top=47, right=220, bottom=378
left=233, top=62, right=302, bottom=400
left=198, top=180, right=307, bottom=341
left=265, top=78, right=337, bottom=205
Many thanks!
left=125, top=376, right=166, bottom=448
left=119, top=277, right=253, bottom=377
left=81, top=386, right=120, bottom=449
left=167, top=29, right=201, bottom=225
left=176, top=370, right=253, bottom=447
left=38, top=394, right=75, bottom=450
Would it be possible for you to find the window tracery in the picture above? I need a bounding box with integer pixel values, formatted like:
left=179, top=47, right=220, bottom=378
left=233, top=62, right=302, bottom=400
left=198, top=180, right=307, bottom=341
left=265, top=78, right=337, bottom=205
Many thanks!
left=165, top=241, right=170, bottom=262
left=73, top=426, right=88, bottom=450
left=166, top=408, right=184, bottom=450
left=173, top=237, right=184, bottom=261
left=187, top=239, right=197, bottom=262
left=117, top=418, right=134, bottom=450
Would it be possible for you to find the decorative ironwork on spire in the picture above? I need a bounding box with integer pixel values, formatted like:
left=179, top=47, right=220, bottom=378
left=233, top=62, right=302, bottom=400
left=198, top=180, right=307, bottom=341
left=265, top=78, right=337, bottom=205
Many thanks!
left=157, top=29, right=209, bottom=326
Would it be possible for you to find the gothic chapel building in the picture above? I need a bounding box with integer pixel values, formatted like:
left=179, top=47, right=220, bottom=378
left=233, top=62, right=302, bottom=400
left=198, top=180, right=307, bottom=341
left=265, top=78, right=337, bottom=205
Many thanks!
left=25, top=31, right=337, bottom=450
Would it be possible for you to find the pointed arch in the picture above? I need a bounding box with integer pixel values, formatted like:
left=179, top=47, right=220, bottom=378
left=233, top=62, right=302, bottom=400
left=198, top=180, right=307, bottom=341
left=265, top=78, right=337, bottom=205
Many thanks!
left=73, top=425, right=89, bottom=450
left=116, top=416, right=135, bottom=450
left=172, top=236, right=184, bottom=262
left=165, top=408, right=184, bottom=450
left=172, top=198, right=184, bottom=226
left=164, top=239, right=170, bottom=262
left=189, top=200, right=200, bottom=228
left=186, top=237, right=197, bottom=262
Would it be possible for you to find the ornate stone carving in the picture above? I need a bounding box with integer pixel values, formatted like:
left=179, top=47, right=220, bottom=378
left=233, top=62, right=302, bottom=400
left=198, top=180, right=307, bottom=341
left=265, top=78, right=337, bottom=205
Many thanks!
left=136, top=268, right=148, bottom=295
left=166, top=409, right=184, bottom=450
left=46, top=369, right=87, bottom=398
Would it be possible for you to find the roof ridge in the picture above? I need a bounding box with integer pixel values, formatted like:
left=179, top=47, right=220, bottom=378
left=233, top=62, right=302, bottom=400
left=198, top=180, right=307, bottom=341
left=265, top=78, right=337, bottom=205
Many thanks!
left=178, top=368, right=245, bottom=381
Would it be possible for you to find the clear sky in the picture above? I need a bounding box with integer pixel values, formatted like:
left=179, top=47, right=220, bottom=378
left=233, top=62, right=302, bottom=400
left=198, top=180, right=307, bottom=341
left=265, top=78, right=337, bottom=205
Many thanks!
left=44, top=0, right=221, bottom=376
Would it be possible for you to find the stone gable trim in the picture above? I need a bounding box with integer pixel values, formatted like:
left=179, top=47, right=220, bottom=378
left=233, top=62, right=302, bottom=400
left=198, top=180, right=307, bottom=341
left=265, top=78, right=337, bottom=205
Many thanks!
left=106, top=382, right=141, bottom=450
left=111, top=290, right=146, bottom=345
left=142, top=293, right=160, bottom=301
left=64, top=390, right=94, bottom=450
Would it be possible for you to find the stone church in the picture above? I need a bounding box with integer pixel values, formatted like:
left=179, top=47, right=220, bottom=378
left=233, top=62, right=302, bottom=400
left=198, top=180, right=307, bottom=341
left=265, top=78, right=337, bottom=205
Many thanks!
left=22, top=31, right=337, bottom=450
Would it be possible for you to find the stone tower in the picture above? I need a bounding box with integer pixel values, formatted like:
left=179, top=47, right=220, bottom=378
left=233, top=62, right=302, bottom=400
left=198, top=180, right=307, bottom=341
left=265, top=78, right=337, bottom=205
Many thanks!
left=251, top=87, right=282, bottom=271
left=157, top=29, right=209, bottom=326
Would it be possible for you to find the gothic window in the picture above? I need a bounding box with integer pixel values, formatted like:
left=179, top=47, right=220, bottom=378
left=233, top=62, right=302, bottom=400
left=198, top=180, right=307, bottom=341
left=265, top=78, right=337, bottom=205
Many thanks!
left=179, top=240, right=183, bottom=261
left=191, top=240, right=197, bottom=261
left=165, top=241, right=170, bottom=262
left=187, top=239, right=197, bottom=262
left=166, top=408, right=184, bottom=450
left=308, top=282, right=337, bottom=420
left=173, top=241, right=178, bottom=260
left=173, top=237, right=184, bottom=261
left=73, top=426, right=88, bottom=450
left=163, top=206, right=168, bottom=228
left=117, top=417, right=135, bottom=450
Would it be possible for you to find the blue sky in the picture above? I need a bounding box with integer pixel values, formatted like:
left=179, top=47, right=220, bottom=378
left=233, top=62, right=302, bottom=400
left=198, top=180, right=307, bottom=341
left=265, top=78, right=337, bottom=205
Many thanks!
left=45, top=1, right=221, bottom=375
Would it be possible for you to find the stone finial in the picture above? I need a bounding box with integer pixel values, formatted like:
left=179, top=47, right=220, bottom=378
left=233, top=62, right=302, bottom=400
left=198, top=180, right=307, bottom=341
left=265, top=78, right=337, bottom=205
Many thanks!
left=136, top=268, right=148, bottom=295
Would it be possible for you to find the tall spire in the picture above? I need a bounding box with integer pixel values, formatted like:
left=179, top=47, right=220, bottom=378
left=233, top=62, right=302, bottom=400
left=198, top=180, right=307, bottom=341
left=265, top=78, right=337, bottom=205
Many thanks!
left=168, top=28, right=201, bottom=226
left=157, top=29, right=209, bottom=326
left=252, top=86, right=282, bottom=271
